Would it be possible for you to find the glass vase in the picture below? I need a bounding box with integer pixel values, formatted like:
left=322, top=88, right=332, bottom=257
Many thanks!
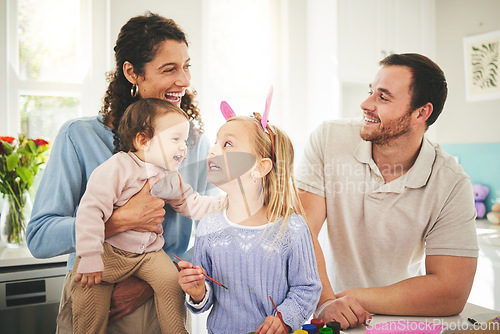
left=0, top=191, right=32, bottom=248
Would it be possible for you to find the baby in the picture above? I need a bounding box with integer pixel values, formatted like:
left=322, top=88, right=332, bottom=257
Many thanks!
left=71, top=98, right=219, bottom=334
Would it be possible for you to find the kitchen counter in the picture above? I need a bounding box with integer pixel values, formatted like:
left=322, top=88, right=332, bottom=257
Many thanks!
left=476, top=219, right=500, bottom=247
left=343, top=302, right=500, bottom=333
left=0, top=244, right=69, bottom=334
left=316, top=220, right=500, bottom=333
left=0, top=244, right=68, bottom=268
left=467, top=219, right=500, bottom=311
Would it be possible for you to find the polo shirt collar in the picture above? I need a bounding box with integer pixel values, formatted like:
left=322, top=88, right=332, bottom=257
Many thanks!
left=354, top=139, right=380, bottom=175
left=405, top=137, right=436, bottom=189
left=354, top=139, right=372, bottom=164
left=354, top=137, right=436, bottom=189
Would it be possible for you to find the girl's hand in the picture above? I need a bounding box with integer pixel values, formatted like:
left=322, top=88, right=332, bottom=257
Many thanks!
left=255, top=315, right=289, bottom=334
left=75, top=271, right=103, bottom=288
left=177, top=260, right=206, bottom=302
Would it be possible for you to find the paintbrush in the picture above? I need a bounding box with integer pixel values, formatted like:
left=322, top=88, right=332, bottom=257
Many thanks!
left=269, top=295, right=288, bottom=333
left=172, top=254, right=228, bottom=290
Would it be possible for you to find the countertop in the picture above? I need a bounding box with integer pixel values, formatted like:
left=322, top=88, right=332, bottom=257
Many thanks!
left=468, top=219, right=500, bottom=311
left=341, top=220, right=500, bottom=333
left=0, top=244, right=68, bottom=288
left=476, top=219, right=500, bottom=247
left=343, top=302, right=500, bottom=333
left=0, top=244, right=68, bottom=268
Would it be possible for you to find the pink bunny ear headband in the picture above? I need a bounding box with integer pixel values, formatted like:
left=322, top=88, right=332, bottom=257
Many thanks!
left=220, top=86, right=275, bottom=162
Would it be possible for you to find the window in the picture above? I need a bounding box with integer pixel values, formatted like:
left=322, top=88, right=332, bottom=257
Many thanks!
left=0, top=0, right=107, bottom=201
left=201, top=0, right=275, bottom=140
left=200, top=0, right=338, bottom=154
left=0, top=0, right=106, bottom=144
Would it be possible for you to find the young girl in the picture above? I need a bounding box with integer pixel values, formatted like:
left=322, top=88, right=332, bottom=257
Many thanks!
left=71, top=98, right=220, bottom=334
left=178, top=104, right=322, bottom=333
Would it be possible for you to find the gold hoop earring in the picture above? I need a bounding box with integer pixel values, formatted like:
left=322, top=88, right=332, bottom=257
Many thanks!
left=130, top=84, right=138, bottom=98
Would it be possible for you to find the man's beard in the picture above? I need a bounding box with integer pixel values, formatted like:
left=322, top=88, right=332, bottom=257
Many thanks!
left=360, top=111, right=413, bottom=145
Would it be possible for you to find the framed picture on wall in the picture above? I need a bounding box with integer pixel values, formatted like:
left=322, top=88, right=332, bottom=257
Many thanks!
left=463, top=30, right=500, bottom=102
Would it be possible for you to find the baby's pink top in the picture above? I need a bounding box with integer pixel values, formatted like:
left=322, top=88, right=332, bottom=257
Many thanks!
left=76, top=152, right=219, bottom=274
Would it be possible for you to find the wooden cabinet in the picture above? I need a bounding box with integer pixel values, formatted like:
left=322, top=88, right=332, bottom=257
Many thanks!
left=337, top=0, right=436, bottom=84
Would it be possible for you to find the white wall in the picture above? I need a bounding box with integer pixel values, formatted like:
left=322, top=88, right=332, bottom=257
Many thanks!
left=306, top=0, right=339, bottom=133
left=434, top=0, right=500, bottom=144
left=104, top=0, right=500, bottom=147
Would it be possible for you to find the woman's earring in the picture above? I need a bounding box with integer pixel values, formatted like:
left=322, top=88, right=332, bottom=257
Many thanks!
left=130, top=84, right=138, bottom=98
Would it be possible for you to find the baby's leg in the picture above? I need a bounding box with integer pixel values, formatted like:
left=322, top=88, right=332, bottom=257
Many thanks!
left=134, top=250, right=188, bottom=334
left=71, top=243, right=145, bottom=334
left=71, top=258, right=113, bottom=334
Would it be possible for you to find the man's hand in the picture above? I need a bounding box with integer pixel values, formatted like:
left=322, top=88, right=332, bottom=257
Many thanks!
left=74, top=271, right=102, bottom=288
left=317, top=296, right=372, bottom=329
left=177, top=260, right=206, bottom=303
left=255, top=315, right=289, bottom=334
left=108, top=276, right=154, bottom=324
left=105, top=180, right=165, bottom=238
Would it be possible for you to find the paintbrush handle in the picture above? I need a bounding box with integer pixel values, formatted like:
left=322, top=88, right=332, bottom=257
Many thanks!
left=269, top=296, right=288, bottom=333
left=171, top=254, right=183, bottom=262
left=202, top=273, right=223, bottom=287
left=172, top=254, right=228, bottom=289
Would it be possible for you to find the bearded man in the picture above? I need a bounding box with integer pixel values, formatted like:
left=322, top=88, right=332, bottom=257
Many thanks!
left=297, top=53, right=478, bottom=329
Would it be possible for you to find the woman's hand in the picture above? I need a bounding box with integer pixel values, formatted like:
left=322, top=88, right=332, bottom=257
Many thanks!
left=74, top=271, right=102, bottom=288
left=108, top=276, right=154, bottom=324
left=255, top=316, right=289, bottom=334
left=105, top=180, right=165, bottom=238
left=177, top=260, right=206, bottom=303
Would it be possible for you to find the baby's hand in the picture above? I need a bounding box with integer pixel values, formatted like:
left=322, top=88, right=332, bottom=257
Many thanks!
left=255, top=315, right=289, bottom=334
left=177, top=260, right=206, bottom=303
left=74, top=272, right=103, bottom=288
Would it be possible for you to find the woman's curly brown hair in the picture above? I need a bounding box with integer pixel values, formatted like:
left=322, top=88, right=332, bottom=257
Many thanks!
left=100, top=12, right=204, bottom=153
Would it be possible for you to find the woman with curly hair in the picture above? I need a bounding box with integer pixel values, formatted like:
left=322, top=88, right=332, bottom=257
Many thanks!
left=27, top=12, right=214, bottom=333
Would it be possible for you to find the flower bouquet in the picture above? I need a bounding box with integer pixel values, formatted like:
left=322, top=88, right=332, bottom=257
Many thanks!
left=0, top=135, right=49, bottom=247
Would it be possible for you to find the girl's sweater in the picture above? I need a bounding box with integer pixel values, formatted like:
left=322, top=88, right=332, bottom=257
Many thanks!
left=187, top=210, right=322, bottom=333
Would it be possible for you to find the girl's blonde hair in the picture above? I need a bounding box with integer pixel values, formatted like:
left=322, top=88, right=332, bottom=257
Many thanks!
left=227, top=116, right=305, bottom=233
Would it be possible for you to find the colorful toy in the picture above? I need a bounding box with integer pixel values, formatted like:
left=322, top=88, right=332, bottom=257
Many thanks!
left=473, top=184, right=489, bottom=219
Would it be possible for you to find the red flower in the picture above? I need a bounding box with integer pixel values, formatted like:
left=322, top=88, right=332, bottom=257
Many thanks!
left=33, top=138, right=49, bottom=146
left=0, top=136, right=15, bottom=144
left=0, top=136, right=15, bottom=155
